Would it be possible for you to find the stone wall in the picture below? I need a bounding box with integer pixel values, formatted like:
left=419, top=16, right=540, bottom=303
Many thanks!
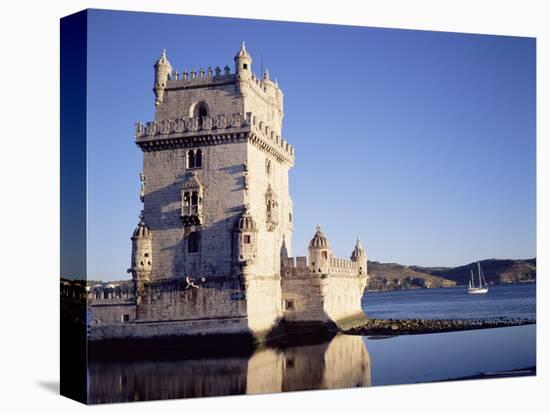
left=136, top=278, right=246, bottom=322
left=157, top=75, right=242, bottom=122
left=281, top=257, right=368, bottom=329
left=142, top=141, right=247, bottom=282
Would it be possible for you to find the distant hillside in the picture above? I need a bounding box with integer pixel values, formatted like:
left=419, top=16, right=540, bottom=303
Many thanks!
left=367, top=262, right=456, bottom=290
left=412, top=258, right=536, bottom=286
left=367, top=258, right=536, bottom=291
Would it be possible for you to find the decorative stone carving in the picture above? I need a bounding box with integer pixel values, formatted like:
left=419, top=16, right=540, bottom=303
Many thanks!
left=174, top=118, right=185, bottom=133
left=135, top=122, right=144, bottom=137
left=231, top=113, right=242, bottom=128
left=139, top=172, right=145, bottom=202
left=185, top=276, right=199, bottom=289
left=216, top=114, right=226, bottom=129
left=145, top=121, right=157, bottom=136
left=202, top=115, right=212, bottom=130
left=160, top=119, right=171, bottom=135
left=181, top=172, right=204, bottom=226
left=189, top=117, right=199, bottom=132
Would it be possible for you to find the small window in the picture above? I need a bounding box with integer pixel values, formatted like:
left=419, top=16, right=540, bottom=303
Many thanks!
left=188, top=231, right=201, bottom=253
left=243, top=234, right=251, bottom=244
left=121, top=314, right=130, bottom=322
left=265, top=158, right=271, bottom=175
left=284, top=299, right=295, bottom=310
left=187, top=149, right=203, bottom=169
left=285, top=357, right=295, bottom=369
left=289, top=212, right=292, bottom=222
left=322, top=251, right=328, bottom=259
left=196, top=149, right=202, bottom=168
left=187, top=150, right=195, bottom=169
left=144, top=253, right=149, bottom=257
left=243, top=63, right=248, bottom=70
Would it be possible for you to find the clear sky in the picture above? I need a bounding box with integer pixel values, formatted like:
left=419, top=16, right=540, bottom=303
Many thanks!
left=85, top=9, right=535, bottom=281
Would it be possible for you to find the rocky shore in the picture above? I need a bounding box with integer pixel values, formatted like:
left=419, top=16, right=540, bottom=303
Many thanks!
left=345, top=317, right=535, bottom=336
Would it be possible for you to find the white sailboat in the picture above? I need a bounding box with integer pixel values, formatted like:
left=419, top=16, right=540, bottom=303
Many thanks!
left=468, top=261, right=489, bottom=294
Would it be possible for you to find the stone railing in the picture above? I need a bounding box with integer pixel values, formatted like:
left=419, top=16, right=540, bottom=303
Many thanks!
left=135, top=112, right=294, bottom=162
left=168, top=65, right=233, bottom=81
left=329, top=258, right=361, bottom=277
left=60, top=280, right=86, bottom=301
left=248, top=115, right=294, bottom=157
left=135, top=112, right=250, bottom=139
left=282, top=256, right=361, bottom=278
left=87, top=284, right=135, bottom=305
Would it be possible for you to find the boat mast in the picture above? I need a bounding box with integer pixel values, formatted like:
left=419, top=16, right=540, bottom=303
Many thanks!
left=478, top=262, right=482, bottom=288
left=469, top=269, right=474, bottom=288
left=479, top=263, right=487, bottom=287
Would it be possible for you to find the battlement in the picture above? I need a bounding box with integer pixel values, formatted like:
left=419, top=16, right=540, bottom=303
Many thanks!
left=329, top=257, right=360, bottom=276
left=282, top=256, right=362, bottom=278
left=163, top=64, right=281, bottom=99
left=135, top=111, right=294, bottom=163
left=166, top=66, right=236, bottom=87
left=87, top=283, right=135, bottom=305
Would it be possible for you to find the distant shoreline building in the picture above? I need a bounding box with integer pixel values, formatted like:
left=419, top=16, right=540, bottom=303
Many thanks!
left=78, top=44, right=369, bottom=341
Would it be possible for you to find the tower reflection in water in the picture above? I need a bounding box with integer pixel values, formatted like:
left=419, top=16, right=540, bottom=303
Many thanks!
left=88, top=334, right=371, bottom=403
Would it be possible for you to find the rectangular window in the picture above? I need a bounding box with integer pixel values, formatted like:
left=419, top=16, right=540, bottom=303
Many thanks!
left=121, top=314, right=130, bottom=322
left=285, top=357, right=295, bottom=369
left=284, top=299, right=295, bottom=310
left=243, top=234, right=251, bottom=244
left=188, top=231, right=201, bottom=253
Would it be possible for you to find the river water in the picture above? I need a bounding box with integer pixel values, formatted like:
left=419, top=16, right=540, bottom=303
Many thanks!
left=362, top=283, right=536, bottom=320
left=88, top=284, right=536, bottom=404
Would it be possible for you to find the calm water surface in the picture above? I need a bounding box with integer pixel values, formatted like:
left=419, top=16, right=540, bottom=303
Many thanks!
left=362, top=283, right=536, bottom=320
left=88, top=325, right=535, bottom=403
left=88, top=284, right=536, bottom=403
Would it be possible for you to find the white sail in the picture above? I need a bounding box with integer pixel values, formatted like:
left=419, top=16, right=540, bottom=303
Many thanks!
left=468, top=262, right=488, bottom=294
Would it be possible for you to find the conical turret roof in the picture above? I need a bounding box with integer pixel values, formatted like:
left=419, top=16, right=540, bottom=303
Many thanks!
left=309, top=225, right=330, bottom=248
left=132, top=213, right=151, bottom=239
left=234, top=41, right=252, bottom=60
left=154, top=49, right=172, bottom=69
left=235, top=204, right=257, bottom=232
left=351, top=237, right=366, bottom=259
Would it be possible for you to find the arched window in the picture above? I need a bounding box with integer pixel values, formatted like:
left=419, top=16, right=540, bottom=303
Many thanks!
left=191, top=101, right=210, bottom=128
left=187, top=150, right=195, bottom=169
left=195, top=149, right=202, bottom=168
left=186, top=149, right=203, bottom=169
left=191, top=191, right=199, bottom=214
left=188, top=231, right=201, bottom=253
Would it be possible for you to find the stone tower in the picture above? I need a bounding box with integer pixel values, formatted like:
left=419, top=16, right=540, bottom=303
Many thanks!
left=153, top=49, right=172, bottom=106
left=128, top=213, right=152, bottom=294
left=134, top=44, right=295, bottom=336
left=308, top=225, right=332, bottom=274
left=350, top=238, right=367, bottom=276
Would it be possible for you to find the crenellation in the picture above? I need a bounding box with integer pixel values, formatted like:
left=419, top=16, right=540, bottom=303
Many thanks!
left=135, top=111, right=295, bottom=164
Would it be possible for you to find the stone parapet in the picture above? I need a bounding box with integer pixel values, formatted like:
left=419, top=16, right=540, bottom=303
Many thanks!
left=135, top=112, right=294, bottom=164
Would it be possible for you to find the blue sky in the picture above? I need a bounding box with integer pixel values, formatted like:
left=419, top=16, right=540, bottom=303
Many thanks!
left=85, top=10, right=535, bottom=281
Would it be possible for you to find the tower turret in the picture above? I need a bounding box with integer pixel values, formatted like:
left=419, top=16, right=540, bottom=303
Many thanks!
left=153, top=49, right=172, bottom=106
left=234, top=42, right=252, bottom=96
left=308, top=225, right=332, bottom=274
left=233, top=204, right=258, bottom=265
left=128, top=212, right=152, bottom=293
left=350, top=237, right=367, bottom=276
left=280, top=234, right=289, bottom=268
